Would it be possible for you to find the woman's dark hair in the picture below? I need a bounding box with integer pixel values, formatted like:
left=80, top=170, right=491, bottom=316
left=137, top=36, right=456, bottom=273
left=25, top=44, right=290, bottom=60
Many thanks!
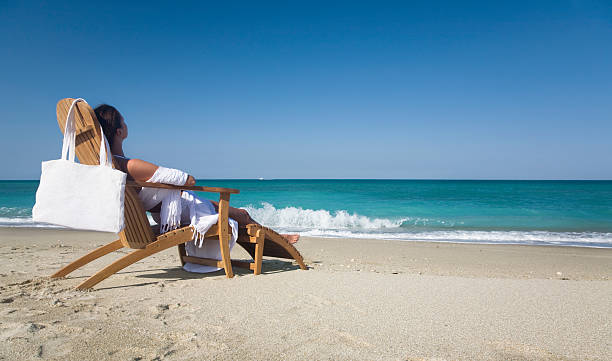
left=94, top=104, right=122, bottom=147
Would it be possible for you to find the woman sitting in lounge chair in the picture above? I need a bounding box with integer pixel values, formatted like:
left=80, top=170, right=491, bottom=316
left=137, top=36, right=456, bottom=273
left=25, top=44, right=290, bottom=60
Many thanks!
left=93, top=104, right=299, bottom=245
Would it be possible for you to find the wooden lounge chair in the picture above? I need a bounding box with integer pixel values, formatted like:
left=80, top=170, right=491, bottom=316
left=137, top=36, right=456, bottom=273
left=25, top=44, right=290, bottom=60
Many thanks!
left=49, top=98, right=307, bottom=290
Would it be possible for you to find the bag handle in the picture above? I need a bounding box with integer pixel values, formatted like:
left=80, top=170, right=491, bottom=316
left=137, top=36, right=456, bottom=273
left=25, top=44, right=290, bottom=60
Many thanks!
left=61, top=98, right=113, bottom=167
left=60, top=98, right=80, bottom=163
left=97, top=124, right=113, bottom=167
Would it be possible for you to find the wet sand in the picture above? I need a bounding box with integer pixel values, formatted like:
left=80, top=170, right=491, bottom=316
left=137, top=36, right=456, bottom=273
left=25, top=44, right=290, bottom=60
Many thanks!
left=0, top=228, right=610, bottom=360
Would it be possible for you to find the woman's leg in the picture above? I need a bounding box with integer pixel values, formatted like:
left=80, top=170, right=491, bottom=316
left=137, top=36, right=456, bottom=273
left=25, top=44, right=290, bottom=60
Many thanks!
left=209, top=201, right=259, bottom=225
left=209, top=201, right=299, bottom=244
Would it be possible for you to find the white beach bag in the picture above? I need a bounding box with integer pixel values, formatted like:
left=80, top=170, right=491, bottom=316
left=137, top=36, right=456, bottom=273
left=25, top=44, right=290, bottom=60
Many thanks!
left=32, top=98, right=126, bottom=233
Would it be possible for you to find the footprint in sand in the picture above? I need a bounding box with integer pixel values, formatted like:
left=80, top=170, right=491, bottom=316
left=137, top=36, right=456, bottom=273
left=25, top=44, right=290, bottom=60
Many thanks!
left=151, top=304, right=170, bottom=319
left=26, top=322, right=46, bottom=333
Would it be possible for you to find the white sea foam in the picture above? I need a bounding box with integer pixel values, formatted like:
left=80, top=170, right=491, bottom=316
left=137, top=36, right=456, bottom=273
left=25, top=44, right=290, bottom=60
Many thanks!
left=147, top=213, right=157, bottom=225
left=0, top=207, right=31, bottom=217
left=242, top=202, right=406, bottom=230
left=1, top=204, right=611, bottom=247
left=0, top=217, right=65, bottom=228
left=0, top=215, right=157, bottom=228
left=298, top=229, right=612, bottom=247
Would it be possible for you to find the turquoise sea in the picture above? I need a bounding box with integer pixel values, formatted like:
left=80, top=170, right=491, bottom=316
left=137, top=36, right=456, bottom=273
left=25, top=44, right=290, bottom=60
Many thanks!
left=1, top=180, right=611, bottom=247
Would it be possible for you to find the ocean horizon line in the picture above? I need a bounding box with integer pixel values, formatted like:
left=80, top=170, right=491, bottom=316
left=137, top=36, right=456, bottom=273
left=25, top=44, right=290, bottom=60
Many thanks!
left=2, top=178, right=612, bottom=182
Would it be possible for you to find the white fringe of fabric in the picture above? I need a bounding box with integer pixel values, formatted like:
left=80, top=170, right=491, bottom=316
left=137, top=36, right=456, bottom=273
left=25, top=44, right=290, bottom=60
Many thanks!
left=183, top=190, right=211, bottom=246
left=138, top=166, right=188, bottom=233
left=181, top=189, right=239, bottom=273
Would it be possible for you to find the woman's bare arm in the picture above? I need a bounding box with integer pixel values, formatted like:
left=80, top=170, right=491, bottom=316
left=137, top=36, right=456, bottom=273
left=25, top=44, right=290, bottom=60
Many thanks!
left=124, top=158, right=195, bottom=185
left=125, top=158, right=158, bottom=181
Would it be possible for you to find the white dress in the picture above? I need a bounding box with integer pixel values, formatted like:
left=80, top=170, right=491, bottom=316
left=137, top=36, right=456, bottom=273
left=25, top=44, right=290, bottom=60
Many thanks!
left=150, top=190, right=239, bottom=273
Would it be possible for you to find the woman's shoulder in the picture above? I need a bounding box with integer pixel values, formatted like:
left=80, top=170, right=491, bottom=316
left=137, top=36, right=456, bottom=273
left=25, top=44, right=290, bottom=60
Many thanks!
left=112, top=154, right=131, bottom=174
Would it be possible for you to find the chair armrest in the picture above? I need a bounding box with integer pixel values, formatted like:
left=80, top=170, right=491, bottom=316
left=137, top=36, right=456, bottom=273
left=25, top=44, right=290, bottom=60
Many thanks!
left=126, top=180, right=240, bottom=194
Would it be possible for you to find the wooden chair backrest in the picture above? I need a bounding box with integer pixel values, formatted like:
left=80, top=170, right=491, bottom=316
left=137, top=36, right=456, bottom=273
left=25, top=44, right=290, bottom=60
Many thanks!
left=56, top=98, right=155, bottom=249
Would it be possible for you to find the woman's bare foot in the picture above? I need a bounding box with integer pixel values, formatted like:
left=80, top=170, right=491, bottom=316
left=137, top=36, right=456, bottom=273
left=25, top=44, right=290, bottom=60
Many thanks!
left=282, top=234, right=300, bottom=244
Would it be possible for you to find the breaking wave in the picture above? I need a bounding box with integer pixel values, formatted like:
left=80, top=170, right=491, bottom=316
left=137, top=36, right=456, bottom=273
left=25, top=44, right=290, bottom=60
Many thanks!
left=242, top=202, right=407, bottom=230
left=242, top=203, right=612, bottom=248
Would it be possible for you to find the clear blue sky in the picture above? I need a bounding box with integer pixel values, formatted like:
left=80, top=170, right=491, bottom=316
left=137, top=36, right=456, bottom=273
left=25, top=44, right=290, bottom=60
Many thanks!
left=1, top=1, right=611, bottom=179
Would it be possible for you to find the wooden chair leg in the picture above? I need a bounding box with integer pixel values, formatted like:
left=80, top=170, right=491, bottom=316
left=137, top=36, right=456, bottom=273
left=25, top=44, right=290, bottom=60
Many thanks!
left=253, top=229, right=265, bottom=275
left=76, top=228, right=194, bottom=290
left=218, top=232, right=234, bottom=278
left=177, top=243, right=187, bottom=266
left=245, top=224, right=308, bottom=271
left=217, top=193, right=234, bottom=278
left=51, top=239, right=123, bottom=278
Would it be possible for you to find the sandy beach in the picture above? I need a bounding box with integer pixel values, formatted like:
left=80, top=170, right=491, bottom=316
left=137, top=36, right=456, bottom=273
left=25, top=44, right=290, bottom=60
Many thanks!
left=0, top=228, right=610, bottom=360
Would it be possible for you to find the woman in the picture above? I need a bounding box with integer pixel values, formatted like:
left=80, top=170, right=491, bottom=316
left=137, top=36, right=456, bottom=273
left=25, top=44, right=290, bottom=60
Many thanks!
left=94, top=104, right=299, bottom=244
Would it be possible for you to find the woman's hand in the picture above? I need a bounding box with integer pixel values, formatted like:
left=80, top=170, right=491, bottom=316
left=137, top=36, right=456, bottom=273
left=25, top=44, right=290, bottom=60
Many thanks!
left=185, top=175, right=196, bottom=186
